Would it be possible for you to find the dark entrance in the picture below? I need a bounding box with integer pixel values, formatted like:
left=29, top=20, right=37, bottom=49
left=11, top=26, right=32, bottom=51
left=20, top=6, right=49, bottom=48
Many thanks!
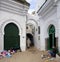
left=26, top=33, right=34, bottom=46
left=4, top=23, right=20, bottom=50
left=48, top=25, right=56, bottom=50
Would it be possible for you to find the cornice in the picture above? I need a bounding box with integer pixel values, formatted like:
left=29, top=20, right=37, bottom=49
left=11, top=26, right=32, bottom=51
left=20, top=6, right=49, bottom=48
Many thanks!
left=37, top=0, right=47, bottom=13
left=14, top=0, right=30, bottom=6
left=0, top=0, right=29, bottom=16
left=38, top=0, right=57, bottom=17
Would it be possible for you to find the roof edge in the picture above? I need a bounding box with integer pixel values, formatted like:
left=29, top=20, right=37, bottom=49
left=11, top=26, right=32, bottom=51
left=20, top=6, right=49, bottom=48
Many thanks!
left=37, top=0, right=47, bottom=13
left=14, top=0, right=30, bottom=6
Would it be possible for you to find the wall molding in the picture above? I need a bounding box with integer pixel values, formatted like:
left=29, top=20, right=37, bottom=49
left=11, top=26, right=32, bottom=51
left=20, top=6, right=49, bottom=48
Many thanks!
left=0, top=0, right=29, bottom=16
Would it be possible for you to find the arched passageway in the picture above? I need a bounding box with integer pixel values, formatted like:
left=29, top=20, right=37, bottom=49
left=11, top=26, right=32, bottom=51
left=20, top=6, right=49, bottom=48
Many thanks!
left=4, top=23, right=20, bottom=50
left=26, top=19, right=38, bottom=49
left=26, top=24, right=35, bottom=49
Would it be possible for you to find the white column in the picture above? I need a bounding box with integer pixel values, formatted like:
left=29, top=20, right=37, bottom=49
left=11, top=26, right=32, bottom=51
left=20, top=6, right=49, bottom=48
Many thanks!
left=40, top=25, right=45, bottom=51
left=58, top=21, right=60, bottom=52
left=20, top=35, right=26, bottom=51
left=58, top=31, right=60, bottom=52
left=57, top=1, right=60, bottom=52
left=0, top=33, right=4, bottom=51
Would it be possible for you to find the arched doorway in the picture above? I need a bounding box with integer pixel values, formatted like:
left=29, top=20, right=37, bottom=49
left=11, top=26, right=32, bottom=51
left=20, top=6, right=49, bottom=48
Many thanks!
left=26, top=24, right=35, bottom=49
left=4, top=23, right=20, bottom=50
left=48, top=25, right=56, bottom=50
left=26, top=19, right=38, bottom=49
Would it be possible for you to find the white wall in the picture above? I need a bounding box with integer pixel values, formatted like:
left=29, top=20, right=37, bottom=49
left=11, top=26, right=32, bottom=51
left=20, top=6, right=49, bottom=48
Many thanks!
left=35, top=0, right=46, bottom=12
left=44, top=12, right=58, bottom=38
left=57, top=1, right=60, bottom=52
left=38, top=18, right=46, bottom=50
left=38, top=1, right=59, bottom=51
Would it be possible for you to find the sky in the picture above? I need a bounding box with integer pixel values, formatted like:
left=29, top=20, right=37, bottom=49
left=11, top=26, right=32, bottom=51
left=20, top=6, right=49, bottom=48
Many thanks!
left=26, top=0, right=36, bottom=14
left=26, top=0, right=45, bottom=14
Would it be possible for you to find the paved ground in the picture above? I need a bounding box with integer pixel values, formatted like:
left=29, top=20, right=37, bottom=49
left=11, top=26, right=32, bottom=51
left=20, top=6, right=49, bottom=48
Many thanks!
left=0, top=47, right=60, bottom=62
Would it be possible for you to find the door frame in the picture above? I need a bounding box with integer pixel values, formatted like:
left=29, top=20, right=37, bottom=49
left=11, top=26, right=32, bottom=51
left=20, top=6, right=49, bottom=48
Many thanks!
left=4, top=23, right=20, bottom=50
left=48, top=25, right=55, bottom=50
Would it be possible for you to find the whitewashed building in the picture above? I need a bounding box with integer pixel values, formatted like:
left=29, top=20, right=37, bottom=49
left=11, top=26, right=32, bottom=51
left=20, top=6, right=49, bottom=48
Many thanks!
left=0, top=0, right=60, bottom=53
left=37, top=0, right=60, bottom=52
left=0, top=0, right=30, bottom=51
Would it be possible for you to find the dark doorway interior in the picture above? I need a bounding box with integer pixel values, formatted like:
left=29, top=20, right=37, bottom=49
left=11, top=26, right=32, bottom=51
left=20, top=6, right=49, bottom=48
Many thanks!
left=26, top=33, right=34, bottom=47
left=49, top=34, right=52, bottom=49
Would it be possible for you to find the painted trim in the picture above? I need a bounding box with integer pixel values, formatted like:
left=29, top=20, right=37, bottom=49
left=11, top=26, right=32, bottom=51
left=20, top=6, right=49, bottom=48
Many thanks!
left=0, top=19, right=22, bottom=35
left=0, top=0, right=28, bottom=16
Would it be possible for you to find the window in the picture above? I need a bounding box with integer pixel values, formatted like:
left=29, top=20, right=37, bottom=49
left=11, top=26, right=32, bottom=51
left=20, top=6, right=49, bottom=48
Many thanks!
left=38, top=26, right=40, bottom=34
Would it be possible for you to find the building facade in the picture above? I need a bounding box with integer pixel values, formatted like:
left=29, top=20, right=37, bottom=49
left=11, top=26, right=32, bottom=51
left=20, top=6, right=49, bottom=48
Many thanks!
left=0, top=0, right=29, bottom=51
left=37, top=0, right=60, bottom=52
left=0, top=0, right=60, bottom=53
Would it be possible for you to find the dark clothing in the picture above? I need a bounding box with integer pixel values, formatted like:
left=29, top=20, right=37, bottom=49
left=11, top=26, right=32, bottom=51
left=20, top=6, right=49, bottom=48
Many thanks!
left=48, top=48, right=57, bottom=57
left=52, top=48, right=56, bottom=57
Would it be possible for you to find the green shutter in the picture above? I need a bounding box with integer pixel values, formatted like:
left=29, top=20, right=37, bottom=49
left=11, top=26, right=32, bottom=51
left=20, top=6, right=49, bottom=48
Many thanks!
left=48, top=25, right=55, bottom=50
left=4, top=23, right=20, bottom=50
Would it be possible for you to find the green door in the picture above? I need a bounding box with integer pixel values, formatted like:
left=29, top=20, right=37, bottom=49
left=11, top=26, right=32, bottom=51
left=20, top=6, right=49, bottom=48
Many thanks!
left=48, top=25, right=56, bottom=50
left=4, top=23, right=20, bottom=50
